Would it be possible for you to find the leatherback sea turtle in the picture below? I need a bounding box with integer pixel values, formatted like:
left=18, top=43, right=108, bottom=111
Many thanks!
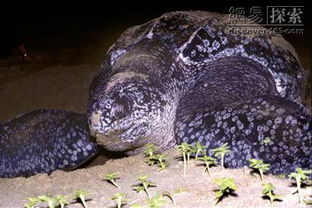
left=1, top=11, right=311, bottom=178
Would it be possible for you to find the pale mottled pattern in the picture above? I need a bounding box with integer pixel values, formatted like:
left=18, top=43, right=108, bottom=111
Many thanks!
left=0, top=110, right=97, bottom=177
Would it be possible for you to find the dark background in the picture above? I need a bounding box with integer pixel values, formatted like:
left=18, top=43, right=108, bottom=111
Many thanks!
left=6, top=0, right=310, bottom=32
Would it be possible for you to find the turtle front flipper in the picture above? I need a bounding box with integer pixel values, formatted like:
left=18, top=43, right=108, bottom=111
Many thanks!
left=0, top=109, right=97, bottom=178
left=175, top=95, right=312, bottom=176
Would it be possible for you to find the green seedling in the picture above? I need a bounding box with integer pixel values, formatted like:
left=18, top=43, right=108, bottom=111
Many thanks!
left=130, top=204, right=144, bottom=208
left=55, top=195, right=69, bottom=208
left=147, top=154, right=168, bottom=171
left=111, top=192, right=129, bottom=208
left=277, top=174, right=286, bottom=179
left=263, top=137, right=272, bottom=144
left=213, top=177, right=237, bottom=206
left=37, top=195, right=59, bottom=208
left=248, top=159, right=270, bottom=181
left=25, top=197, right=41, bottom=208
left=74, top=189, right=89, bottom=208
left=144, top=144, right=158, bottom=157
left=105, top=172, right=120, bottom=188
left=288, top=168, right=312, bottom=204
left=133, top=175, right=156, bottom=199
left=212, top=143, right=231, bottom=170
left=147, top=193, right=167, bottom=208
left=193, top=141, right=207, bottom=162
left=174, top=187, right=189, bottom=194
left=304, top=199, right=312, bottom=205
left=262, top=183, right=282, bottom=206
left=198, top=155, right=217, bottom=177
left=177, top=143, right=193, bottom=176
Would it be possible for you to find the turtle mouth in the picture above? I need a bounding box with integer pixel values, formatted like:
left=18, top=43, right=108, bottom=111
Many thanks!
left=92, top=123, right=147, bottom=153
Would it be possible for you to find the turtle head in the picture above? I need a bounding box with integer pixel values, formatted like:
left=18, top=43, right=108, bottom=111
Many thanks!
left=87, top=74, right=171, bottom=154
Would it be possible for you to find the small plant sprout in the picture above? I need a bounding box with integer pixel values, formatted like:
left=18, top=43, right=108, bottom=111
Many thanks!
left=213, top=178, right=238, bottom=206
left=148, top=154, right=168, bottom=171
left=193, top=141, right=206, bottom=162
left=248, top=159, right=270, bottom=181
left=130, top=204, right=144, bottom=208
left=37, top=195, right=59, bottom=208
left=55, top=195, right=69, bottom=208
left=288, top=168, right=312, bottom=204
left=105, top=172, right=120, bottom=188
left=147, top=193, right=167, bottom=208
left=74, top=189, right=89, bottom=208
left=262, top=183, right=282, bottom=206
left=304, top=199, right=312, bottom=205
left=144, top=143, right=158, bottom=157
left=177, top=143, right=193, bottom=176
left=133, top=175, right=156, bottom=199
left=111, top=192, right=129, bottom=208
left=263, top=137, right=272, bottom=144
left=198, top=155, right=217, bottom=177
left=212, top=143, right=231, bottom=170
left=25, top=197, right=41, bottom=208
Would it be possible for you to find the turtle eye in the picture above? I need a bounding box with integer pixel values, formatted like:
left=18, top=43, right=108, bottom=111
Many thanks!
left=113, top=95, right=132, bottom=120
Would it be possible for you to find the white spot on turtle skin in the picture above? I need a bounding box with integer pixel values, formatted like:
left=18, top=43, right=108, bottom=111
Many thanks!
left=196, top=45, right=203, bottom=52
left=203, top=39, right=210, bottom=47
left=146, top=30, right=154, bottom=39
left=182, top=137, right=189, bottom=143
left=77, top=139, right=83, bottom=147
left=178, top=131, right=185, bottom=138
left=266, top=120, right=273, bottom=126
left=110, top=49, right=126, bottom=65
left=215, top=129, right=220, bottom=134
left=71, top=155, right=77, bottom=162
left=231, top=116, right=238, bottom=122
left=270, top=105, right=276, bottom=111
left=63, top=160, right=69, bottom=165
left=220, top=36, right=228, bottom=45
left=191, top=50, right=196, bottom=57
left=290, top=119, right=298, bottom=126
left=244, top=129, right=251, bottom=135
left=274, top=117, right=282, bottom=124
left=86, top=144, right=93, bottom=151
left=215, top=116, right=222, bottom=122
left=90, top=111, right=102, bottom=129
left=276, top=108, right=285, bottom=114
left=285, top=115, right=293, bottom=124
left=215, top=119, right=223, bottom=126
left=212, top=40, right=220, bottom=49
left=303, top=122, right=309, bottom=130
left=236, top=121, right=244, bottom=130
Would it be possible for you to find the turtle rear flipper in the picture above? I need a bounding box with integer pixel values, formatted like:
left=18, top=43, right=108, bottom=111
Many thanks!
left=175, top=95, right=312, bottom=175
